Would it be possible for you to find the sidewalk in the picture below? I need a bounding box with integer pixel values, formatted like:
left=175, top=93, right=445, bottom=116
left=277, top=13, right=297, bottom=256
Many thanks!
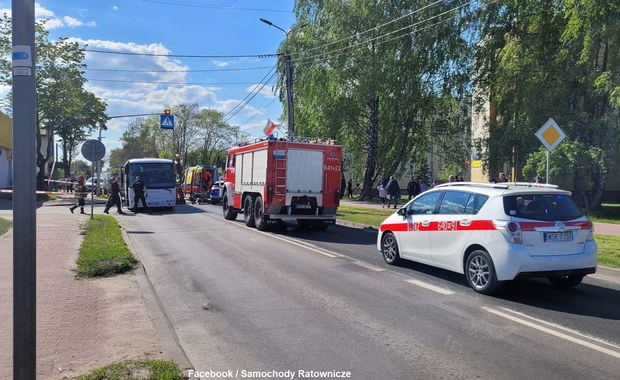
left=339, top=198, right=620, bottom=236
left=0, top=197, right=165, bottom=379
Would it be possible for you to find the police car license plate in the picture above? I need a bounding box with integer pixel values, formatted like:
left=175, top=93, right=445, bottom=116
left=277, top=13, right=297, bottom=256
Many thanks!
left=543, top=232, right=573, bottom=242
left=296, top=204, right=311, bottom=209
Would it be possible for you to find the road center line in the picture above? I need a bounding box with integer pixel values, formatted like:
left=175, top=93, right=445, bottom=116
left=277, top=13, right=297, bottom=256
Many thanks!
left=405, top=279, right=455, bottom=295
left=482, top=306, right=620, bottom=359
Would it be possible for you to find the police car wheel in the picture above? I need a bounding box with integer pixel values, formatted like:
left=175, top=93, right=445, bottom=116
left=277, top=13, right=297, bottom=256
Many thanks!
left=465, top=250, right=502, bottom=295
left=381, top=232, right=401, bottom=265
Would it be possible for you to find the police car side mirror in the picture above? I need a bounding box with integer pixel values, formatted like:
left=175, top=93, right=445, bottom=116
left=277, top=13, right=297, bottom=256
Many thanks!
left=397, top=208, right=407, bottom=217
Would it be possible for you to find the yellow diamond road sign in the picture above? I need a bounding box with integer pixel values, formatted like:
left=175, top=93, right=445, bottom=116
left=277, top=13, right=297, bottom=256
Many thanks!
left=535, top=118, right=565, bottom=152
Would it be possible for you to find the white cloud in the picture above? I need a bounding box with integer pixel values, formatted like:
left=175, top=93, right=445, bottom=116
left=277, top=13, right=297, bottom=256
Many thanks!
left=246, top=83, right=277, bottom=98
left=34, top=3, right=55, bottom=18
left=62, top=15, right=96, bottom=28
left=212, top=60, right=230, bottom=67
left=112, top=6, right=119, bottom=11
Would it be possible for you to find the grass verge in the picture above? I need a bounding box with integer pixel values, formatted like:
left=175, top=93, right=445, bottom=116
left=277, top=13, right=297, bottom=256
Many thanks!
left=337, top=204, right=394, bottom=227
left=590, top=203, right=620, bottom=224
left=0, top=217, right=12, bottom=236
left=338, top=204, right=620, bottom=268
left=77, top=359, right=182, bottom=380
left=77, top=214, right=138, bottom=277
left=595, top=234, right=620, bottom=268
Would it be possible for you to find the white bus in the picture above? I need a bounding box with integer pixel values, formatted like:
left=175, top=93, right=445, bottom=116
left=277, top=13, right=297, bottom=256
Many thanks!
left=123, top=158, right=176, bottom=210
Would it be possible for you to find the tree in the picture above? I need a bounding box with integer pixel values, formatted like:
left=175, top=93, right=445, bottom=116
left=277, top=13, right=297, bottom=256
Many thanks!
left=0, top=15, right=108, bottom=186
left=192, top=108, right=242, bottom=167
left=290, top=1, right=472, bottom=198
left=472, top=0, right=620, bottom=211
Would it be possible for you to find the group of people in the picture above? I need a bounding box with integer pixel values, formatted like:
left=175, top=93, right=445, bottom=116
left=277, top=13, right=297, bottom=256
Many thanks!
left=488, top=172, right=508, bottom=183
left=69, top=173, right=149, bottom=215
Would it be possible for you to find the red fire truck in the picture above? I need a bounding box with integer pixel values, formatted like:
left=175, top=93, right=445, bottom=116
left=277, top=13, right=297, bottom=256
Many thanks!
left=222, top=137, right=342, bottom=231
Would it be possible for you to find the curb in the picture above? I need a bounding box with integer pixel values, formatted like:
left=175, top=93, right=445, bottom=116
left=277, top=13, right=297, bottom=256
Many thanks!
left=118, top=220, right=195, bottom=376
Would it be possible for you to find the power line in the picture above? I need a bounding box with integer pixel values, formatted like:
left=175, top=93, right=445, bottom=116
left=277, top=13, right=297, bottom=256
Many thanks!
left=298, top=0, right=445, bottom=56
left=236, top=97, right=278, bottom=128
left=224, top=71, right=278, bottom=123
left=84, top=48, right=278, bottom=59
left=141, top=0, right=291, bottom=13
left=292, top=0, right=477, bottom=66
left=223, top=65, right=277, bottom=120
left=87, top=66, right=274, bottom=73
left=85, top=78, right=277, bottom=85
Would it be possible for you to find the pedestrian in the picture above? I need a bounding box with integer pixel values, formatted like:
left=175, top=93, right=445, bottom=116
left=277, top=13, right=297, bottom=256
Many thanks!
left=347, top=179, right=353, bottom=198
left=131, top=175, right=148, bottom=212
left=386, top=176, right=401, bottom=209
left=449, top=175, right=455, bottom=183
left=103, top=173, right=124, bottom=214
left=378, top=184, right=388, bottom=208
left=488, top=174, right=497, bottom=183
left=407, top=177, right=416, bottom=200
left=498, top=172, right=508, bottom=182
left=174, top=153, right=183, bottom=182
left=69, top=176, right=87, bottom=214
left=456, top=172, right=465, bottom=182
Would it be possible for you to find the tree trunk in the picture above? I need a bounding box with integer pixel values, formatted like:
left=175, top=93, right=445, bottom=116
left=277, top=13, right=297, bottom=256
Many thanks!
left=360, top=95, right=379, bottom=200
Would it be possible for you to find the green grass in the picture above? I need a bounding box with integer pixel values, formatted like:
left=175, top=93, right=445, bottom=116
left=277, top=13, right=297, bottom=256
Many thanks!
left=590, top=203, right=620, bottom=224
left=595, top=234, right=620, bottom=268
left=337, top=204, right=620, bottom=268
left=76, top=214, right=138, bottom=277
left=77, top=359, right=183, bottom=380
left=0, top=217, right=12, bottom=236
left=337, top=204, right=395, bottom=227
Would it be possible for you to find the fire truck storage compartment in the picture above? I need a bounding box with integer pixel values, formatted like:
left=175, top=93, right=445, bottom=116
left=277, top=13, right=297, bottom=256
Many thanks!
left=237, top=149, right=267, bottom=193
left=286, top=149, right=324, bottom=196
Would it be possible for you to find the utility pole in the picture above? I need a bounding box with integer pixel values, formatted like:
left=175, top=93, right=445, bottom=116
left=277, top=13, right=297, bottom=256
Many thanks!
left=260, top=19, right=306, bottom=142
left=96, top=121, right=105, bottom=195
left=12, top=0, right=37, bottom=378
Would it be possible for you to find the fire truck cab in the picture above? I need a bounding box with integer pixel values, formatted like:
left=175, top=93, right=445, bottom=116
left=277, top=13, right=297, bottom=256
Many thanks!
left=222, top=136, right=342, bottom=231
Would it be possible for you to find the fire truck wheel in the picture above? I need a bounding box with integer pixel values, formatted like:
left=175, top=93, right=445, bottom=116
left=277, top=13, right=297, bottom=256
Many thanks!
left=254, top=196, right=269, bottom=231
left=222, top=193, right=238, bottom=220
left=244, top=196, right=256, bottom=227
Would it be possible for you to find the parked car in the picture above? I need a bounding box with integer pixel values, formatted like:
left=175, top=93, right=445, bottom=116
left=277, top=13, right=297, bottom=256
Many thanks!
left=84, top=177, right=104, bottom=193
left=209, top=179, right=223, bottom=204
left=377, top=182, right=597, bottom=294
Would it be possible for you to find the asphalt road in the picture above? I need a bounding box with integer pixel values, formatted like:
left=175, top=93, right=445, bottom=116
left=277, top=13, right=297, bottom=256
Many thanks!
left=120, top=202, right=620, bottom=380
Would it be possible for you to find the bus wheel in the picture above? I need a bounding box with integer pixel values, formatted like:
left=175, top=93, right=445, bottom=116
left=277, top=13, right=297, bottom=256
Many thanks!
left=222, top=193, right=238, bottom=220
left=244, top=196, right=255, bottom=227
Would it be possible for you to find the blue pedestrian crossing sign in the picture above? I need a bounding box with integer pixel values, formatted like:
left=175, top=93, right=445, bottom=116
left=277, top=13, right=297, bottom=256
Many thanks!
left=160, top=114, right=174, bottom=129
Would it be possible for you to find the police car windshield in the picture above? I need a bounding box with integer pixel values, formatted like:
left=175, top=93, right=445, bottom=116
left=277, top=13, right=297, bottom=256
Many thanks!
left=503, top=194, right=583, bottom=221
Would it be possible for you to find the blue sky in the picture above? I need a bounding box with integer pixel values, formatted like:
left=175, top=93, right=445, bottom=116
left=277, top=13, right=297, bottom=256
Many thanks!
left=2, top=0, right=296, bottom=161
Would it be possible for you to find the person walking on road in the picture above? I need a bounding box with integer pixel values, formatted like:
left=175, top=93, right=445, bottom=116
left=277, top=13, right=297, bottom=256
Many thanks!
left=103, top=173, right=124, bottom=214
left=69, top=176, right=87, bottom=214
left=386, top=176, right=401, bottom=209
left=131, top=175, right=148, bottom=212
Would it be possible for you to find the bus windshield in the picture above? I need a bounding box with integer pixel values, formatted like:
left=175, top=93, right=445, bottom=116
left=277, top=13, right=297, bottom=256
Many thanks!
left=128, top=162, right=175, bottom=188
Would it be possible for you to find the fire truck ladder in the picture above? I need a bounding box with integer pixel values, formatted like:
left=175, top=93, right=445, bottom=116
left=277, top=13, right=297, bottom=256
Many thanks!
left=274, top=140, right=287, bottom=195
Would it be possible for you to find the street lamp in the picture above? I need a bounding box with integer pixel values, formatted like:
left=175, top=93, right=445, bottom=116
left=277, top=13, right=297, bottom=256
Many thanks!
left=260, top=18, right=305, bottom=141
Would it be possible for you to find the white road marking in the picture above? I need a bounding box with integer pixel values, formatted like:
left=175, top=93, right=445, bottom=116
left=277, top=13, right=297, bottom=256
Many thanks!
left=352, top=260, right=385, bottom=272
left=482, top=306, right=620, bottom=359
left=405, top=279, right=455, bottom=295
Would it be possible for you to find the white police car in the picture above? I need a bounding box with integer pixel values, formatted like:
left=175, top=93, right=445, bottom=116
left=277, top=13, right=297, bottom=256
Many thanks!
left=377, top=182, right=597, bottom=294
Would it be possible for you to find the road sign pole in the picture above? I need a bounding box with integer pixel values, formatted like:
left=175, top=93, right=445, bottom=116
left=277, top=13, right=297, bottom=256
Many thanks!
left=546, top=150, right=550, bottom=184
left=12, top=1, right=37, bottom=379
left=91, top=148, right=95, bottom=219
